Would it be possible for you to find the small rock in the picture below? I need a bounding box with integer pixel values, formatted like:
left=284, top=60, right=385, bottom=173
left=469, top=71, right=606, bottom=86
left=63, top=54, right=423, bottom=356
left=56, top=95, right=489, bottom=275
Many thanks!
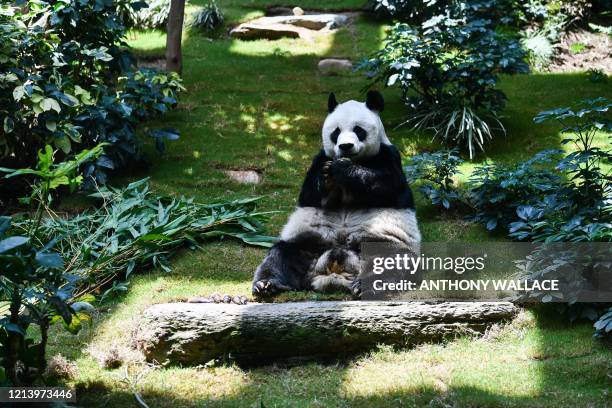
left=231, top=295, right=248, bottom=305
left=293, top=7, right=304, bottom=16
left=225, top=170, right=261, bottom=184
left=318, top=59, right=353, bottom=75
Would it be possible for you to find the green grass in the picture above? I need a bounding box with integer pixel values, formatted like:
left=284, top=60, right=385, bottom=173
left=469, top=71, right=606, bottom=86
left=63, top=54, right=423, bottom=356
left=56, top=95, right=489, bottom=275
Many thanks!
left=48, top=0, right=612, bottom=406
left=569, top=42, right=588, bottom=54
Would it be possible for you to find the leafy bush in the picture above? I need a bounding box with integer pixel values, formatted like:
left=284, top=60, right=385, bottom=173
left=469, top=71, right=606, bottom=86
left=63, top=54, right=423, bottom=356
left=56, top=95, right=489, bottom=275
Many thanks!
left=595, top=307, right=612, bottom=337
left=13, top=179, right=274, bottom=297
left=405, top=149, right=464, bottom=209
left=508, top=98, right=611, bottom=242
left=118, top=0, right=173, bottom=30
left=190, top=1, right=224, bottom=33
left=408, top=99, right=611, bottom=238
left=517, top=0, right=594, bottom=70
left=0, top=145, right=102, bottom=385
left=468, top=150, right=563, bottom=232
left=368, top=0, right=445, bottom=21
left=405, top=97, right=611, bottom=337
left=0, top=143, right=274, bottom=383
left=363, top=1, right=529, bottom=158
left=119, top=69, right=185, bottom=120
left=0, top=217, right=91, bottom=385
left=370, top=0, right=514, bottom=23
left=0, top=1, right=183, bottom=197
left=519, top=0, right=593, bottom=25
left=521, top=31, right=556, bottom=70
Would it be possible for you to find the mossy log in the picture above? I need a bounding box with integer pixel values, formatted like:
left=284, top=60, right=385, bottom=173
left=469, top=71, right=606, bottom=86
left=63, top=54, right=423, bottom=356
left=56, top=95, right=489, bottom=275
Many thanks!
left=134, top=301, right=518, bottom=365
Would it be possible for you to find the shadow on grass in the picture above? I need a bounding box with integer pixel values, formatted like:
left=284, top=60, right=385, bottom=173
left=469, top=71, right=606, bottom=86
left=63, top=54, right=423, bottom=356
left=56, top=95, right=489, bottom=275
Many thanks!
left=70, top=306, right=611, bottom=408
left=73, top=382, right=552, bottom=407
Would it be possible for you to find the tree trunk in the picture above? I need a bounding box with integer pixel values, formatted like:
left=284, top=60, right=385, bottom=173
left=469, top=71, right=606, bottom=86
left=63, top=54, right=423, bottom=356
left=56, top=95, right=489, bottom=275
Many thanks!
left=134, top=301, right=518, bottom=365
left=165, top=0, right=186, bottom=74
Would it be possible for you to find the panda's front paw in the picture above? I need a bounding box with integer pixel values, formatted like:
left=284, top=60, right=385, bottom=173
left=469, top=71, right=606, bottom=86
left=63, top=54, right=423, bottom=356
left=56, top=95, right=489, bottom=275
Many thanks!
left=322, top=160, right=336, bottom=190
left=330, top=157, right=352, bottom=178
left=351, top=278, right=362, bottom=299
left=252, top=279, right=291, bottom=298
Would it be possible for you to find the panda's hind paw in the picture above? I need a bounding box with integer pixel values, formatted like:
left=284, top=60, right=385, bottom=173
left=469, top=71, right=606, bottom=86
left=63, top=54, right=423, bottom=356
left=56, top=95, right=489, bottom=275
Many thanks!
left=351, top=278, right=362, bottom=300
left=252, top=279, right=291, bottom=298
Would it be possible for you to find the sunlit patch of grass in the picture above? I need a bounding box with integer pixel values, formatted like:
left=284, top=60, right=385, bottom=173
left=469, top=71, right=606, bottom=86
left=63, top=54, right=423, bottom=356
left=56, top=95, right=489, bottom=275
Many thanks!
left=51, top=305, right=611, bottom=407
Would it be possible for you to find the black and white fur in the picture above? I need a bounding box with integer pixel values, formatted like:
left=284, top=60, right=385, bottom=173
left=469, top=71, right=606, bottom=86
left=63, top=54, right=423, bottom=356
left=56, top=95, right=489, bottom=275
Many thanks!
left=252, top=91, right=421, bottom=298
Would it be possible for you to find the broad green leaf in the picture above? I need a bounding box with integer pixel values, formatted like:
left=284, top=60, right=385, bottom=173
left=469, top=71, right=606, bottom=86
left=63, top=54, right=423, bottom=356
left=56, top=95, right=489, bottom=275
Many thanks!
left=0, top=236, right=29, bottom=253
left=12, top=85, right=24, bottom=101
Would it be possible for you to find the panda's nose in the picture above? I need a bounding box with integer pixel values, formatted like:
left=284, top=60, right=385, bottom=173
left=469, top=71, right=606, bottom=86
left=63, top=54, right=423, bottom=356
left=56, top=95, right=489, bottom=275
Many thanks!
left=339, top=143, right=354, bottom=151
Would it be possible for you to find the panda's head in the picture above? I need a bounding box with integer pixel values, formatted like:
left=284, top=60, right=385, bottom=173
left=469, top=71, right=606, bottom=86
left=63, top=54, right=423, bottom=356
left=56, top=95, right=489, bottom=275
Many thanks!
left=322, top=90, right=391, bottom=160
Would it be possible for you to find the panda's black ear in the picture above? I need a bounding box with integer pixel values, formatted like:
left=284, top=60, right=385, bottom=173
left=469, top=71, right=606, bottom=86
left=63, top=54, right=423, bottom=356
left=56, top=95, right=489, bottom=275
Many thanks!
left=365, top=90, right=384, bottom=113
left=328, top=92, right=338, bottom=113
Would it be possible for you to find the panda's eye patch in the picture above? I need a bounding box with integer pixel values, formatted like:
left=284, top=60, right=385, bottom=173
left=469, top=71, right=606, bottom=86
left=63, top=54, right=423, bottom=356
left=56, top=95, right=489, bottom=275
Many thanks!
left=330, top=127, right=340, bottom=143
left=353, top=126, right=367, bottom=141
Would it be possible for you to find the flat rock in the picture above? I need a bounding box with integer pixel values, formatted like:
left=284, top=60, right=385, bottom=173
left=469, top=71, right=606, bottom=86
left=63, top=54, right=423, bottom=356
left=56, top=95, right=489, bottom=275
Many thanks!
left=134, top=301, right=518, bottom=365
left=230, top=13, right=349, bottom=40
left=318, top=58, right=353, bottom=75
left=224, top=170, right=261, bottom=184
left=257, top=14, right=349, bottom=30
left=230, top=23, right=302, bottom=40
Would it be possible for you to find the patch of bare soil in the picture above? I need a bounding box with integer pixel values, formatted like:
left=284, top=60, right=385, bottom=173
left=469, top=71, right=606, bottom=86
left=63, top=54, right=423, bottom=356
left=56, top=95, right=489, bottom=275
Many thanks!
left=137, top=58, right=166, bottom=70
left=549, top=30, right=611, bottom=73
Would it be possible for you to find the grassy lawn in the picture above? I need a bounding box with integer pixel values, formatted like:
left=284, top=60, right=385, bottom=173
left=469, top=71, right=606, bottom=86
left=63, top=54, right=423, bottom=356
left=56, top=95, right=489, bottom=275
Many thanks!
left=48, top=0, right=612, bottom=406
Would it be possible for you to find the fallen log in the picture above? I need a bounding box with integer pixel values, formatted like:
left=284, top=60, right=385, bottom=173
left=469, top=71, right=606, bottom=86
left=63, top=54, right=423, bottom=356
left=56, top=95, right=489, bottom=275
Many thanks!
left=134, top=301, right=518, bottom=365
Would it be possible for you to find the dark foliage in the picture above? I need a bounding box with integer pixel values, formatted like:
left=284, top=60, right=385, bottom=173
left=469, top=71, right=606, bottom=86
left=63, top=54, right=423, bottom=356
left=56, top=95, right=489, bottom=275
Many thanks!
left=363, top=1, right=528, bottom=157
left=190, top=1, right=224, bottom=34
left=0, top=1, right=183, bottom=198
left=405, top=149, right=464, bottom=209
left=0, top=216, right=90, bottom=386
left=406, top=97, right=611, bottom=336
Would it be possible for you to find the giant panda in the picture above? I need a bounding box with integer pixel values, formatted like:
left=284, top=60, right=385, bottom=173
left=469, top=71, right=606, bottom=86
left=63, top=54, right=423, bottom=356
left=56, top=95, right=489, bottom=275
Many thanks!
left=252, top=91, right=421, bottom=298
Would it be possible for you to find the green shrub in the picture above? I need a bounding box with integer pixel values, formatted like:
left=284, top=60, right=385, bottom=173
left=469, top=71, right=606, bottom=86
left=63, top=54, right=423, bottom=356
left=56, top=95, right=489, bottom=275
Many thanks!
left=521, top=31, right=556, bottom=70
left=0, top=1, right=183, bottom=196
left=468, top=150, right=563, bottom=232
left=0, top=144, right=274, bottom=384
left=508, top=98, right=611, bottom=242
left=118, top=0, right=173, bottom=30
left=190, top=1, right=224, bottom=33
left=405, top=97, right=611, bottom=337
left=0, top=145, right=103, bottom=385
left=363, top=1, right=528, bottom=158
left=407, top=98, right=611, bottom=240
left=595, top=307, right=612, bottom=337
left=517, top=0, right=592, bottom=70
left=13, top=179, right=274, bottom=296
left=405, top=149, right=464, bottom=209
left=0, top=216, right=90, bottom=385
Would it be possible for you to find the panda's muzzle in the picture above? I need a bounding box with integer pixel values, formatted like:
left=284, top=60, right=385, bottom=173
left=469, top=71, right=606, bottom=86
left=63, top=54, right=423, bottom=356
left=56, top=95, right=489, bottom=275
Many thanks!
left=339, top=143, right=354, bottom=152
left=335, top=131, right=360, bottom=157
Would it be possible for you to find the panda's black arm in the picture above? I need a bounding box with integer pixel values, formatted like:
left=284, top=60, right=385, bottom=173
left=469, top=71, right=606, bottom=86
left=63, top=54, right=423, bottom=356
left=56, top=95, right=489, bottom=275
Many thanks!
left=297, top=150, right=329, bottom=207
